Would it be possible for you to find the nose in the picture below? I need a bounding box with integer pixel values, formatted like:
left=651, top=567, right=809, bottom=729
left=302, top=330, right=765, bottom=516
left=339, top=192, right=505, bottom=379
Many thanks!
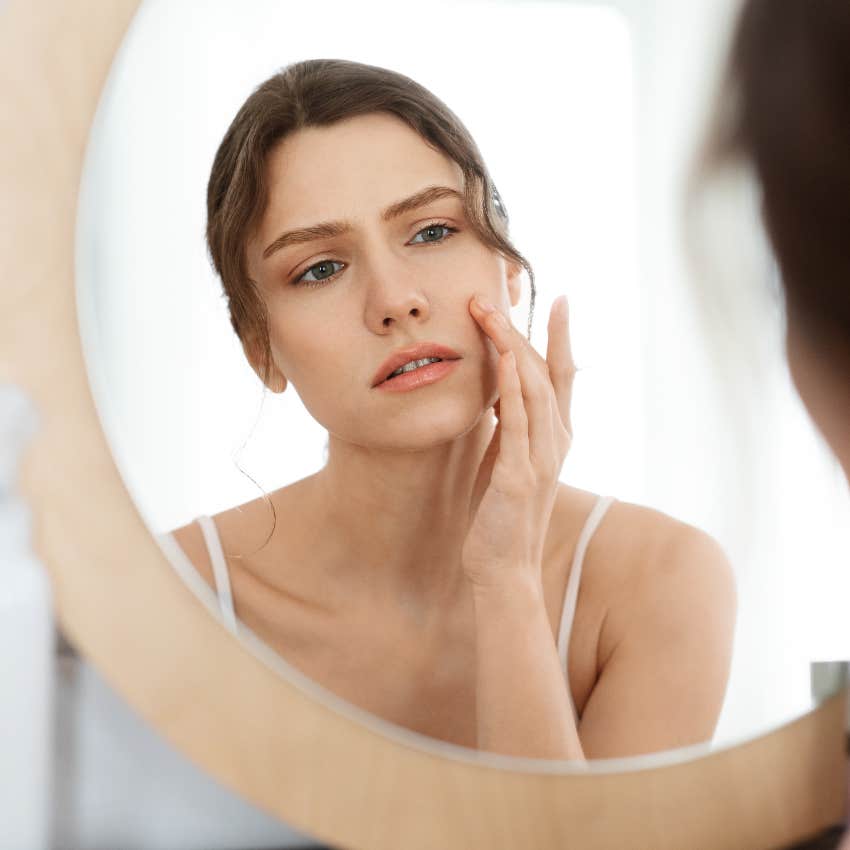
left=378, top=300, right=428, bottom=330
left=364, top=255, right=431, bottom=332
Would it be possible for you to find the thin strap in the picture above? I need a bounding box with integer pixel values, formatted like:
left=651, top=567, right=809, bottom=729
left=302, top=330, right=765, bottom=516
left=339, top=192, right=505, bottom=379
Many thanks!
left=557, top=495, right=616, bottom=713
left=196, top=514, right=238, bottom=634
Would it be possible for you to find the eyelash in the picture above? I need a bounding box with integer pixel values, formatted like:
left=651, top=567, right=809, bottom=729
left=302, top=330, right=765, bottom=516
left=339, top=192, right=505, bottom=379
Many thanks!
left=291, top=222, right=459, bottom=289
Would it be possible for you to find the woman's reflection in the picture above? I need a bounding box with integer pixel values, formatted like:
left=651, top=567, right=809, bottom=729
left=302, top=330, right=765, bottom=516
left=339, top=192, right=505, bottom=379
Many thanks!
left=165, top=59, right=736, bottom=760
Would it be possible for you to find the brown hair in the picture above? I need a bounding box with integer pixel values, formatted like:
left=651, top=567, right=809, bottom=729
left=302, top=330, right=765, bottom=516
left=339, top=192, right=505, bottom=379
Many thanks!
left=697, top=0, right=850, bottom=361
left=206, top=58, right=536, bottom=390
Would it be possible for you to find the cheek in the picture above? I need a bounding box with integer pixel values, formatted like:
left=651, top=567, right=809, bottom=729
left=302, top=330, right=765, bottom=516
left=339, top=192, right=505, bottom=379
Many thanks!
left=440, top=251, right=508, bottom=336
left=453, top=244, right=505, bottom=289
left=267, top=319, right=339, bottom=388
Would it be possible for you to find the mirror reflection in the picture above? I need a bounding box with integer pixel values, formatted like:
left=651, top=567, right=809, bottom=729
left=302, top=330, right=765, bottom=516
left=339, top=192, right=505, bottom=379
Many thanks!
left=76, top=0, right=843, bottom=768
left=163, top=54, right=741, bottom=759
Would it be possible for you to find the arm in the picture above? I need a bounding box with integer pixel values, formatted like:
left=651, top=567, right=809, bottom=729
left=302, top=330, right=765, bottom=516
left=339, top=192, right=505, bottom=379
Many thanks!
left=576, top=525, right=737, bottom=758
left=473, top=573, right=584, bottom=760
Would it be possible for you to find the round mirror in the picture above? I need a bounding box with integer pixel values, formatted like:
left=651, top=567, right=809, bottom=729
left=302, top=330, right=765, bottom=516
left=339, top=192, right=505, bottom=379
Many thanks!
left=77, top=0, right=842, bottom=764
left=3, top=0, right=848, bottom=847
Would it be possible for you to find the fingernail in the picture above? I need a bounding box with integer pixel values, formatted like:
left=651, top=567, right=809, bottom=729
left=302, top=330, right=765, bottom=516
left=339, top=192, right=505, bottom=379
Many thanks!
left=475, top=294, right=495, bottom=313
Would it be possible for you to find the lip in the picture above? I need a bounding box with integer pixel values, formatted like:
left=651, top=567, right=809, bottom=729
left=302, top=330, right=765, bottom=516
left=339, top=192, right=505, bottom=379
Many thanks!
left=376, top=358, right=461, bottom=393
left=371, top=342, right=462, bottom=387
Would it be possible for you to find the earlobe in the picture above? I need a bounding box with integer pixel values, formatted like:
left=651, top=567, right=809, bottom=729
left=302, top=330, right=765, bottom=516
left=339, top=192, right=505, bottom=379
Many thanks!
left=261, top=369, right=287, bottom=393
left=241, top=335, right=287, bottom=393
left=261, top=362, right=288, bottom=394
left=261, top=366, right=288, bottom=394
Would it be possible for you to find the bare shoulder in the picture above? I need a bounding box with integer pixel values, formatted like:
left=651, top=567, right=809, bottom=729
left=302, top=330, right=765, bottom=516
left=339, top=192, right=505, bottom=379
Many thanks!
left=560, top=486, right=738, bottom=754
left=588, top=487, right=731, bottom=573
left=611, top=495, right=735, bottom=594
left=165, top=475, right=317, bottom=590
left=573, top=486, right=737, bottom=665
left=165, top=499, right=270, bottom=590
left=554, top=483, right=735, bottom=635
left=556, top=482, right=728, bottom=568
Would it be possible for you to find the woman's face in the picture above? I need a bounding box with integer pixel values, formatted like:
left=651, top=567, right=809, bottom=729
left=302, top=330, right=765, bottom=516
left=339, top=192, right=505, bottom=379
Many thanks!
left=245, top=112, right=522, bottom=451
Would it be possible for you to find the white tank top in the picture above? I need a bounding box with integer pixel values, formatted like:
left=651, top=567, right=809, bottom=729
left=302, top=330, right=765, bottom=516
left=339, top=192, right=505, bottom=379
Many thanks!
left=186, top=493, right=616, bottom=722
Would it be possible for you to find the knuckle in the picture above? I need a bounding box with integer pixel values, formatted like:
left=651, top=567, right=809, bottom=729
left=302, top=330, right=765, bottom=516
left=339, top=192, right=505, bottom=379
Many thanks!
left=508, top=463, right=534, bottom=491
left=495, top=476, right=527, bottom=500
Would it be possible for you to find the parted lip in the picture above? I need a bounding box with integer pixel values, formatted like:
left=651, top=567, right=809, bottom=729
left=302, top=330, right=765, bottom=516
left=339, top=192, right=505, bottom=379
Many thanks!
left=372, top=342, right=462, bottom=387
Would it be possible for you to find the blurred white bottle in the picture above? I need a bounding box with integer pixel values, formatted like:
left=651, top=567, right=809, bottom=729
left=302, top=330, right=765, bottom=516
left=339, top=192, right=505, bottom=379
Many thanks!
left=0, top=383, right=53, bottom=850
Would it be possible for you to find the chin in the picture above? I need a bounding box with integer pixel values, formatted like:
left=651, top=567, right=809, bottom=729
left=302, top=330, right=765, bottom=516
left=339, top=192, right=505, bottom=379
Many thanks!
left=370, top=402, right=489, bottom=452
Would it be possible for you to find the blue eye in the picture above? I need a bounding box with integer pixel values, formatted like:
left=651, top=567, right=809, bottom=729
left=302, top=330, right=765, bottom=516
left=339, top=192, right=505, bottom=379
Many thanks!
left=296, top=259, right=345, bottom=287
left=291, top=222, right=457, bottom=288
left=409, top=222, right=458, bottom=245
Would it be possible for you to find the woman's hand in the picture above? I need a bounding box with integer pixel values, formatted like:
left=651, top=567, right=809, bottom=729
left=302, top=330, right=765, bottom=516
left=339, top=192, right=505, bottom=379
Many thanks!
left=461, top=293, right=576, bottom=592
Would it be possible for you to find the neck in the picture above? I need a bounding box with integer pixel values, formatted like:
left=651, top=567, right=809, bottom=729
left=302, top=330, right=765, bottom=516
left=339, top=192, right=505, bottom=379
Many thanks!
left=305, top=412, right=497, bottom=612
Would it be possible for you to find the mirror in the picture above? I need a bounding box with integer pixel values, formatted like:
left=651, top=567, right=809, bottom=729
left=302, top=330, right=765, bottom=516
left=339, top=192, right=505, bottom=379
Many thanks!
left=73, top=0, right=850, bottom=769
left=4, top=0, right=846, bottom=845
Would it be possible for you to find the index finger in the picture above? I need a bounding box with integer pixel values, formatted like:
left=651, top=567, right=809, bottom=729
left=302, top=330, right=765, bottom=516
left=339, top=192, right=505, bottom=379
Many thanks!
left=470, top=294, right=544, bottom=367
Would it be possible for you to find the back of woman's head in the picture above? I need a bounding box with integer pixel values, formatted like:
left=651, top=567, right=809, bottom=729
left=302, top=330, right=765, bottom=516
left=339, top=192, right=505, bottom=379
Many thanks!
left=702, top=0, right=850, bottom=361
left=206, top=58, right=534, bottom=387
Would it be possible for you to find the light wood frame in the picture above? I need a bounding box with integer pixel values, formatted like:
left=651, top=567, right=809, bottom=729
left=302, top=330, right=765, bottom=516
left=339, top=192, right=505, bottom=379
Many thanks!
left=1, top=1, right=847, bottom=847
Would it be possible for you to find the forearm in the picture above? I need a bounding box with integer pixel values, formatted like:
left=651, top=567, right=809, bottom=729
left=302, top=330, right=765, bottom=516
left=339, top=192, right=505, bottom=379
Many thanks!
left=472, top=572, right=585, bottom=761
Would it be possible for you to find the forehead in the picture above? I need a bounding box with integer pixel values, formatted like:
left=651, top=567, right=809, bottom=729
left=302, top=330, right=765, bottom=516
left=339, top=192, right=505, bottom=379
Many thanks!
left=260, top=112, right=465, bottom=229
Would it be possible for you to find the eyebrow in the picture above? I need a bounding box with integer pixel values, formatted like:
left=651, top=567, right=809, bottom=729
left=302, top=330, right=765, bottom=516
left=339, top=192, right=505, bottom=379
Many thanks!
left=261, top=185, right=464, bottom=261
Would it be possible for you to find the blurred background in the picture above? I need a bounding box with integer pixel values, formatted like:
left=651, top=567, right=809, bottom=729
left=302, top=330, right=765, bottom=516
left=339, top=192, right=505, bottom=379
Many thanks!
left=75, top=0, right=850, bottom=758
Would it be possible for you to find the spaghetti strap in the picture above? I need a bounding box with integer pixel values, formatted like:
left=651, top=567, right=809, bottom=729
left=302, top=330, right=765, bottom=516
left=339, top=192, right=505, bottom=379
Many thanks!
left=557, top=494, right=616, bottom=718
left=196, top=514, right=238, bottom=634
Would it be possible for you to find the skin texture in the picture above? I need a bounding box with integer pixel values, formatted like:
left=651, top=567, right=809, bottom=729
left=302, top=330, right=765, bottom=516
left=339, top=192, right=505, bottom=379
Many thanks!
left=171, top=112, right=737, bottom=759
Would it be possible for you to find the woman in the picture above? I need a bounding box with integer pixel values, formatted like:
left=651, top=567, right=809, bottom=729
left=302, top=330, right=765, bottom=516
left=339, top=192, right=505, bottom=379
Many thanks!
left=694, top=0, right=850, bottom=844
left=168, top=59, right=736, bottom=760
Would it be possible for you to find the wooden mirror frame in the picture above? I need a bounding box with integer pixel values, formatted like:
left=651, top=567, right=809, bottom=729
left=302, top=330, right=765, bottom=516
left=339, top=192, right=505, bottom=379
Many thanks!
left=1, top=1, right=847, bottom=847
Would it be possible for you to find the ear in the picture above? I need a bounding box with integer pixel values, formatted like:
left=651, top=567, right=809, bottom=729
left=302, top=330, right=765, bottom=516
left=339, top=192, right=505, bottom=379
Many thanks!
left=506, top=259, right=523, bottom=308
left=241, top=334, right=287, bottom=394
